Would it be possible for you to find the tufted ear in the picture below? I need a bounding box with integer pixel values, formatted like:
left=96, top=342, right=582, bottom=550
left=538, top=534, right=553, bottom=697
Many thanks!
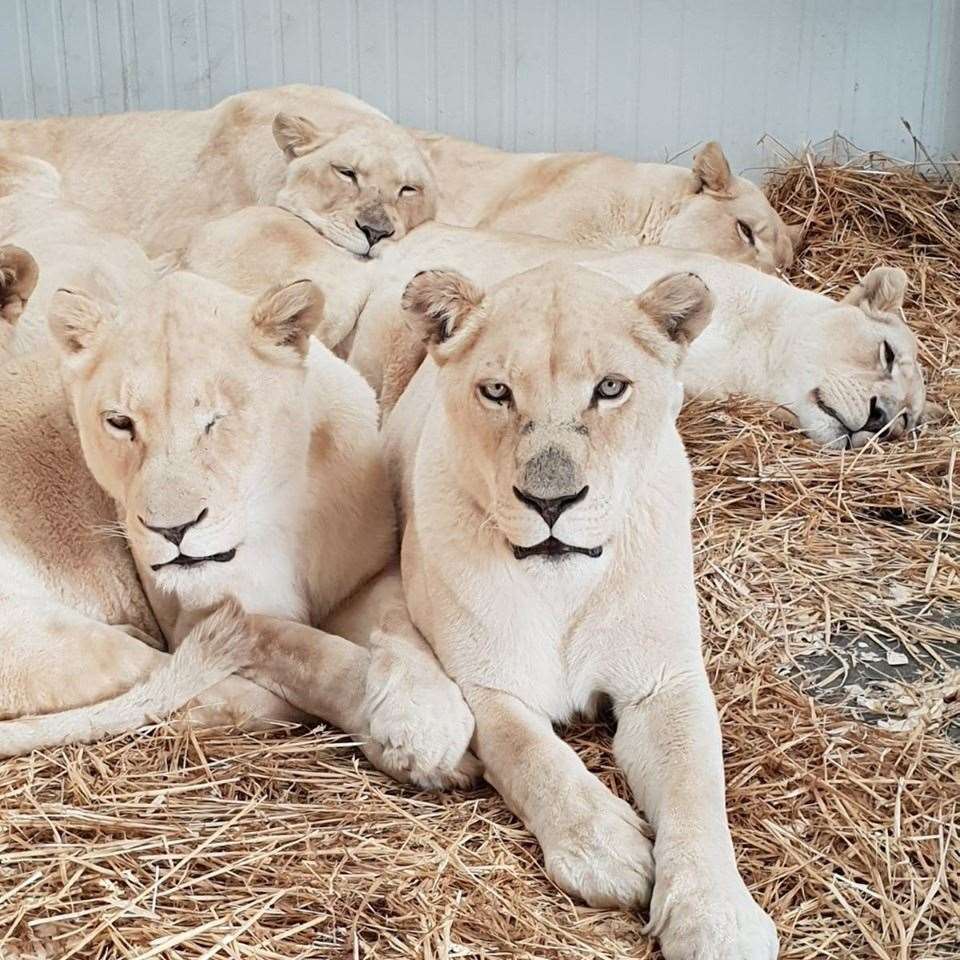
left=401, top=269, right=485, bottom=363
left=48, top=288, right=116, bottom=357
left=251, top=279, right=325, bottom=358
left=636, top=272, right=714, bottom=346
left=842, top=267, right=908, bottom=314
left=0, top=245, right=39, bottom=325
left=273, top=112, right=326, bottom=160
left=692, top=141, right=732, bottom=194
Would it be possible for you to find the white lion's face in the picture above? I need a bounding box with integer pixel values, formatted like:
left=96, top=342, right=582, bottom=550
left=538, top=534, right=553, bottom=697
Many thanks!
left=273, top=113, right=438, bottom=259
left=775, top=268, right=928, bottom=450
left=402, top=264, right=714, bottom=564
left=49, top=272, right=324, bottom=594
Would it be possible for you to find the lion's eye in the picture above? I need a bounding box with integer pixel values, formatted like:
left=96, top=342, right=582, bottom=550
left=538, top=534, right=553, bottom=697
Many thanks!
left=594, top=378, right=629, bottom=402
left=399, top=184, right=419, bottom=198
left=736, top=220, right=755, bottom=246
left=478, top=382, right=512, bottom=405
left=104, top=413, right=135, bottom=439
left=882, top=340, right=896, bottom=372
left=204, top=414, right=224, bottom=435
left=334, top=166, right=357, bottom=183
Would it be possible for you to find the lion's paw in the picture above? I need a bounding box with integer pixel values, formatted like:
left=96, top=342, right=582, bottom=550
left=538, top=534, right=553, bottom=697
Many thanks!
left=363, top=646, right=479, bottom=791
left=648, top=863, right=778, bottom=960
left=543, top=790, right=654, bottom=910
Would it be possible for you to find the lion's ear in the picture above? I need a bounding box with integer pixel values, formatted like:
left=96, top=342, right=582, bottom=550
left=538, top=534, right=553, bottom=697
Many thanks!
left=251, top=279, right=325, bottom=358
left=636, top=272, right=714, bottom=347
left=48, top=288, right=116, bottom=357
left=401, top=269, right=485, bottom=364
left=842, top=267, right=907, bottom=315
left=273, top=113, right=325, bottom=160
left=692, top=141, right=732, bottom=194
left=0, top=245, right=39, bottom=325
left=785, top=222, right=806, bottom=249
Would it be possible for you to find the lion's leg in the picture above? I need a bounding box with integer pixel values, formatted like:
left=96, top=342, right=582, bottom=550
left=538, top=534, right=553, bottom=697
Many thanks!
left=0, top=600, right=168, bottom=720
left=465, top=684, right=654, bottom=909
left=611, top=671, right=778, bottom=960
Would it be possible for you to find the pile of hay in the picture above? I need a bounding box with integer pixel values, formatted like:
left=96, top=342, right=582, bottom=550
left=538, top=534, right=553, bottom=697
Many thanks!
left=1, top=155, right=958, bottom=959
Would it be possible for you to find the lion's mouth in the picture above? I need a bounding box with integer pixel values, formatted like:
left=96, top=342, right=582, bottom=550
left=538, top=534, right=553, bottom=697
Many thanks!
left=512, top=537, right=603, bottom=561
left=151, top=548, right=237, bottom=572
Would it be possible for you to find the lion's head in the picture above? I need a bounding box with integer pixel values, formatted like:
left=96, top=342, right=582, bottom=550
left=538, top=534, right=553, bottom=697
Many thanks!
left=48, top=271, right=328, bottom=598
left=273, top=112, right=437, bottom=259
left=782, top=267, right=929, bottom=449
left=660, top=142, right=801, bottom=274
left=400, top=264, right=711, bottom=560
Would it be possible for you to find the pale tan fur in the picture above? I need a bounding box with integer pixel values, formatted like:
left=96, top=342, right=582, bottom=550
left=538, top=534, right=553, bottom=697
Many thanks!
left=384, top=263, right=778, bottom=959
left=345, top=224, right=928, bottom=449
left=0, top=86, right=434, bottom=258
left=0, top=151, right=158, bottom=355
left=0, top=270, right=474, bottom=788
left=415, top=133, right=800, bottom=272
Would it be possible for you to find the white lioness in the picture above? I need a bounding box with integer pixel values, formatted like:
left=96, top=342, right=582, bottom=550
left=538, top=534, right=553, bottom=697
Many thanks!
left=386, top=263, right=778, bottom=959
left=0, top=151, right=157, bottom=355
left=347, top=225, right=928, bottom=449
left=414, top=132, right=800, bottom=272
left=0, top=270, right=474, bottom=789
left=0, top=86, right=436, bottom=258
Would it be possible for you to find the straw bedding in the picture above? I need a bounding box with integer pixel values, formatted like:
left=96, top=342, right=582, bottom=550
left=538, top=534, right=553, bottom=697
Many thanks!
left=1, top=154, right=958, bottom=959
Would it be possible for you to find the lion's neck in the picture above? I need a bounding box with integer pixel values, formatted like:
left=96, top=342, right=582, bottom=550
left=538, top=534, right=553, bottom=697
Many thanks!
left=681, top=271, right=834, bottom=402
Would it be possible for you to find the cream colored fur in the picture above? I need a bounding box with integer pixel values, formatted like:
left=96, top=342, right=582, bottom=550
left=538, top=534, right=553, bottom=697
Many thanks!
left=0, top=269, right=474, bottom=788
left=384, top=263, right=778, bottom=959
left=347, top=224, right=928, bottom=449
left=415, top=133, right=800, bottom=272
left=0, top=151, right=157, bottom=355
left=0, top=86, right=435, bottom=258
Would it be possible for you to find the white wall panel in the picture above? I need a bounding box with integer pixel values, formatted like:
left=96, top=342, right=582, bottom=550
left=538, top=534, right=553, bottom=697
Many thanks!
left=0, top=0, right=956, bottom=176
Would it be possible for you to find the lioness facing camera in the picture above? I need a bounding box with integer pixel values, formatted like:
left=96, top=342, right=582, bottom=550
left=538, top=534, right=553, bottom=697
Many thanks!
left=384, top=264, right=778, bottom=959
left=0, top=269, right=473, bottom=789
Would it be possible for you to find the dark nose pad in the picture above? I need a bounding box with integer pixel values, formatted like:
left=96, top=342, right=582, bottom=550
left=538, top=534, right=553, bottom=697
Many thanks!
left=863, top=397, right=891, bottom=433
left=140, top=507, right=208, bottom=547
left=513, top=486, right=589, bottom=528
left=356, top=220, right=395, bottom=248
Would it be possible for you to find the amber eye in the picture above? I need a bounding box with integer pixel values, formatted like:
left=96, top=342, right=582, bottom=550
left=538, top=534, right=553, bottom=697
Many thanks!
left=736, top=220, right=755, bottom=245
left=594, top=378, right=629, bottom=402
left=104, top=413, right=135, bottom=439
left=333, top=165, right=357, bottom=183
left=478, top=382, right=512, bottom=404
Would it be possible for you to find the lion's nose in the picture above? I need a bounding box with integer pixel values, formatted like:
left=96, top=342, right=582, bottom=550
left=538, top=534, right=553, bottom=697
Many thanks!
left=356, top=219, right=394, bottom=249
left=863, top=397, right=893, bottom=433
left=139, top=507, right=208, bottom=547
left=513, top=486, right=589, bottom=528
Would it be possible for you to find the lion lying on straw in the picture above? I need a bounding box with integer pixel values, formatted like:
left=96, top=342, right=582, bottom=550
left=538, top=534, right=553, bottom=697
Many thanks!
left=181, top=207, right=929, bottom=450
left=0, top=266, right=475, bottom=789
left=386, top=262, right=779, bottom=959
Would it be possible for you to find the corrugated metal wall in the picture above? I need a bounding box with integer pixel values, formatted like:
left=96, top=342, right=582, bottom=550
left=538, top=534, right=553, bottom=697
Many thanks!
left=0, top=0, right=957, bottom=175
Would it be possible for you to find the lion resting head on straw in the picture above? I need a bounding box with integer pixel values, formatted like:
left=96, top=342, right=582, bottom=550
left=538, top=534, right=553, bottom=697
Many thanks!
left=384, top=261, right=778, bottom=959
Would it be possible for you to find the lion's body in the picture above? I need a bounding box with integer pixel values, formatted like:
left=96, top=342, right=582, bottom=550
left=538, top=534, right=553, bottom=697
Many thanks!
left=0, top=86, right=401, bottom=256
left=384, top=263, right=778, bottom=959
left=351, top=224, right=926, bottom=447
left=414, top=132, right=798, bottom=272
left=0, top=271, right=474, bottom=787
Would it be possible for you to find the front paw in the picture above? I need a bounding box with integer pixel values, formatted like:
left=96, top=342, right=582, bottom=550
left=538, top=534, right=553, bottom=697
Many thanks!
left=648, top=862, right=778, bottom=960
left=363, top=646, right=479, bottom=790
left=542, top=789, right=654, bottom=910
